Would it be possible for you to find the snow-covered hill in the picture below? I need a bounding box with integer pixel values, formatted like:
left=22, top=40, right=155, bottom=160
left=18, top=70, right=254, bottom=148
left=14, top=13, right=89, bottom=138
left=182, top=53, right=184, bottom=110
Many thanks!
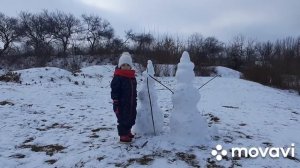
left=214, top=66, right=241, bottom=78
left=0, top=66, right=299, bottom=167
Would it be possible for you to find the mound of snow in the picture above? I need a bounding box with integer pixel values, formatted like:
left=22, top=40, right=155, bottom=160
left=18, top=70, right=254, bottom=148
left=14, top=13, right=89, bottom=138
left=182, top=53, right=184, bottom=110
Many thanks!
left=16, top=67, right=73, bottom=84
left=135, top=60, right=164, bottom=135
left=214, top=66, right=241, bottom=78
left=79, top=65, right=115, bottom=78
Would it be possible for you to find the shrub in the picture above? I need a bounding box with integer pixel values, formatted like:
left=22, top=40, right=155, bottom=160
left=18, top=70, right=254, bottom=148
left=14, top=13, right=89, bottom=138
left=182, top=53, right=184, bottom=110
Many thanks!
left=0, top=72, right=21, bottom=83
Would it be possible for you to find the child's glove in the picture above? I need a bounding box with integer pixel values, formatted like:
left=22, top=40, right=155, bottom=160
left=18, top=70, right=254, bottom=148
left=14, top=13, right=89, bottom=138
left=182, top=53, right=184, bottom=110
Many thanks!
left=113, top=100, right=119, bottom=117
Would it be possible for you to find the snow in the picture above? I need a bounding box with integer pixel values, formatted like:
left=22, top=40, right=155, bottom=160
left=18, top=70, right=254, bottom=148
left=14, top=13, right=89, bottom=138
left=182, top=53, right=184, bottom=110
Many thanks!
left=79, top=65, right=115, bottom=78
left=214, top=66, right=241, bottom=78
left=170, top=51, right=211, bottom=146
left=16, top=67, right=73, bottom=85
left=0, top=63, right=300, bottom=167
left=135, top=60, right=164, bottom=135
left=0, top=69, right=5, bottom=76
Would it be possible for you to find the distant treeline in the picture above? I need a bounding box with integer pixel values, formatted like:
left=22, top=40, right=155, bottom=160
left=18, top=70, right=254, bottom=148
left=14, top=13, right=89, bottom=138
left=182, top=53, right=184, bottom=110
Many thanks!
left=0, top=10, right=299, bottom=92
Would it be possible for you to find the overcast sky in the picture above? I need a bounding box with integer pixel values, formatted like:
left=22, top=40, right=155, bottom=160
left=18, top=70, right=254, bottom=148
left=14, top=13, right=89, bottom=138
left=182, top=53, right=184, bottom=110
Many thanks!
left=1, top=0, right=299, bottom=42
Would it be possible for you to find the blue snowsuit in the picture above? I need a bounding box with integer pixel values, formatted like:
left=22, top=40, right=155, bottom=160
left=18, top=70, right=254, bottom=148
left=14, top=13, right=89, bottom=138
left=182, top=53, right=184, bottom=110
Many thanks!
left=110, top=68, right=137, bottom=136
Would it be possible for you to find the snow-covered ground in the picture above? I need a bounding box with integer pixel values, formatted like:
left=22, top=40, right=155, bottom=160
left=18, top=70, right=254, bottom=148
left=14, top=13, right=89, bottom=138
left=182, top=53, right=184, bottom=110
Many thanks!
left=0, top=65, right=299, bottom=167
left=214, top=66, right=241, bottom=78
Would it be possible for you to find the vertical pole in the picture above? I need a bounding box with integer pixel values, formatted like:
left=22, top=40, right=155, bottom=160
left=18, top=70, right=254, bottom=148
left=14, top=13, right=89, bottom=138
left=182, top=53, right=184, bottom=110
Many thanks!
left=146, top=68, right=156, bottom=135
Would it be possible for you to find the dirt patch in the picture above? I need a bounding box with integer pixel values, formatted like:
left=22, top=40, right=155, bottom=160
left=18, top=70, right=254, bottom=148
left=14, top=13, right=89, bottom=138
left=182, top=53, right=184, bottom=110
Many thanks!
left=19, top=144, right=66, bottom=156
left=88, top=133, right=99, bottom=138
left=45, top=159, right=57, bottom=164
left=239, top=123, right=247, bottom=126
left=233, top=131, right=253, bottom=139
left=0, top=72, right=21, bottom=83
left=286, top=155, right=300, bottom=162
left=114, top=150, right=171, bottom=167
left=176, top=152, right=200, bottom=168
left=23, top=137, right=35, bottom=144
left=115, top=155, right=155, bottom=167
left=74, top=160, right=85, bottom=168
left=204, top=113, right=220, bottom=124
left=9, top=153, right=26, bottom=159
left=114, top=150, right=201, bottom=167
left=36, top=123, right=72, bottom=131
left=192, top=145, right=208, bottom=151
left=223, top=135, right=234, bottom=143
left=128, top=155, right=154, bottom=165
left=262, top=142, right=273, bottom=147
left=206, top=158, right=225, bottom=168
left=0, top=100, right=14, bottom=106
left=222, top=106, right=239, bottom=109
left=97, top=156, right=105, bottom=161
left=91, top=127, right=114, bottom=132
left=229, top=160, right=242, bottom=168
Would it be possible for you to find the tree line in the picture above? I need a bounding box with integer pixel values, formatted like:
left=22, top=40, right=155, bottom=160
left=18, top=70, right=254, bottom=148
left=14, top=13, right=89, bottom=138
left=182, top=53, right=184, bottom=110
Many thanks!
left=0, top=10, right=299, bottom=92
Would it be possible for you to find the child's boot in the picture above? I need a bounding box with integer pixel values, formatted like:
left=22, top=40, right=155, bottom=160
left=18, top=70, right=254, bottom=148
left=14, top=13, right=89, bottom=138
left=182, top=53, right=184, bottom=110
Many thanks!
left=128, top=131, right=135, bottom=138
left=120, top=135, right=132, bottom=143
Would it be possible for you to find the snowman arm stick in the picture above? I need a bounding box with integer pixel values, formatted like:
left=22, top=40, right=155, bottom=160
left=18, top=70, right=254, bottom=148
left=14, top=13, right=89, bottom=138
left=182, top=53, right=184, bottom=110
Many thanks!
left=147, top=74, right=174, bottom=94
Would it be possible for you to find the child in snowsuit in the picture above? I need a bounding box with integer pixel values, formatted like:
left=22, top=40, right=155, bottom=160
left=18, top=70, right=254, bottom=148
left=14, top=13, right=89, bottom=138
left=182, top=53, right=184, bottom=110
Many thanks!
left=111, top=52, right=137, bottom=143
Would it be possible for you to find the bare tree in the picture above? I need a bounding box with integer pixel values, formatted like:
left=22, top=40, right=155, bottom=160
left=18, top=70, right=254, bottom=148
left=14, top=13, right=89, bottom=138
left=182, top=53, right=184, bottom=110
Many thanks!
left=226, top=35, right=246, bottom=70
left=105, top=37, right=124, bottom=55
left=0, top=12, right=20, bottom=57
left=19, top=10, right=54, bottom=64
left=187, top=33, right=205, bottom=65
left=244, top=39, right=257, bottom=65
left=256, top=41, right=273, bottom=65
left=153, top=35, right=177, bottom=63
left=50, top=11, right=81, bottom=57
left=203, top=36, right=224, bottom=65
left=187, top=33, right=204, bottom=50
left=81, top=14, right=114, bottom=55
left=125, top=30, right=154, bottom=51
left=125, top=30, right=154, bottom=65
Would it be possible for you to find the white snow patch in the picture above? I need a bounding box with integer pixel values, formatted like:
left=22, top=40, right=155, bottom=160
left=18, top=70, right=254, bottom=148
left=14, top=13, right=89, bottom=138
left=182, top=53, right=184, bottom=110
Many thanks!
left=16, top=67, right=73, bottom=84
left=79, top=65, right=115, bottom=78
left=214, top=66, right=241, bottom=78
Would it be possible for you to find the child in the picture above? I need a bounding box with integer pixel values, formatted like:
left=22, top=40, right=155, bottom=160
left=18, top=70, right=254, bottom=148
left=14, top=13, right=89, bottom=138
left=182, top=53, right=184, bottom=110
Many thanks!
left=111, top=52, right=137, bottom=143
